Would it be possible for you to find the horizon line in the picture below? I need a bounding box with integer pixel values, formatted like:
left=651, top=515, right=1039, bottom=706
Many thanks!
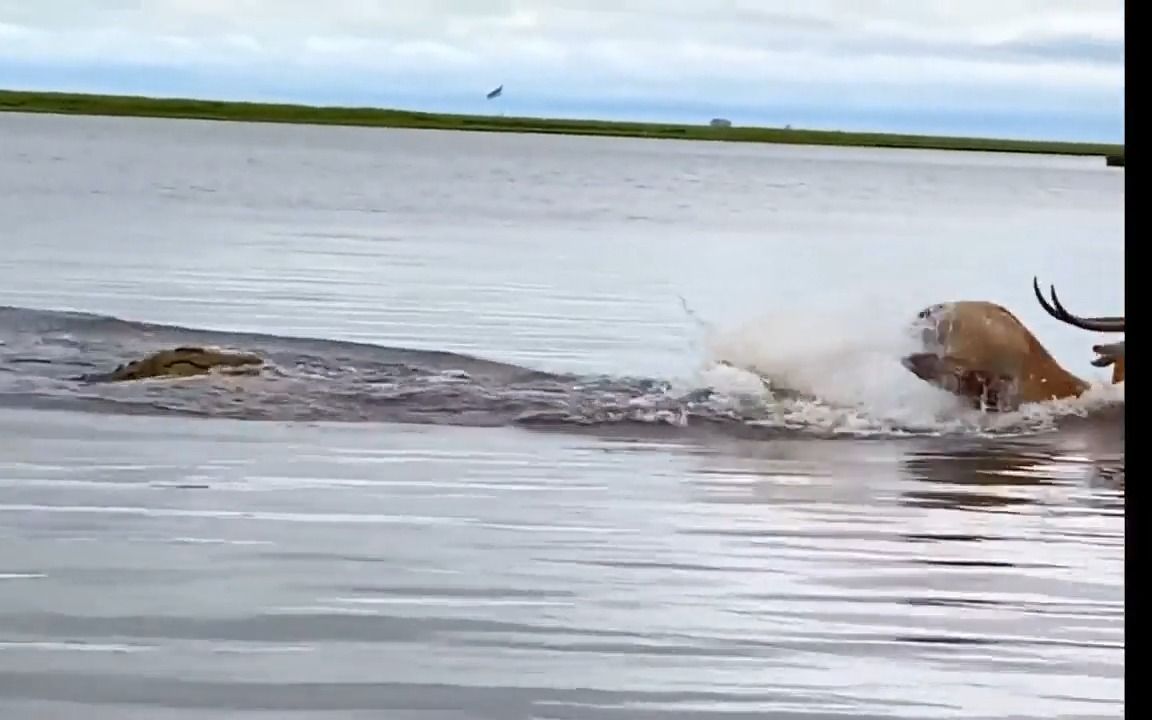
left=0, top=86, right=1125, bottom=153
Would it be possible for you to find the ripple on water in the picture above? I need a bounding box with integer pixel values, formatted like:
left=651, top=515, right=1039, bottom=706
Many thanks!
left=0, top=117, right=1124, bottom=719
left=0, top=393, right=1123, bottom=720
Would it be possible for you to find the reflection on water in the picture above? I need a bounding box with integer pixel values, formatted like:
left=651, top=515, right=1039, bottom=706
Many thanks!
left=901, top=440, right=1124, bottom=513
left=0, top=113, right=1125, bottom=718
left=0, top=408, right=1125, bottom=718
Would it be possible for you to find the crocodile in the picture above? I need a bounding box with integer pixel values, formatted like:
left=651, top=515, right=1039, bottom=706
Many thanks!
left=81, top=346, right=265, bottom=382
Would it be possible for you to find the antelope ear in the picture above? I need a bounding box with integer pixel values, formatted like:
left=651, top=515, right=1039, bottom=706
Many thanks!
left=901, top=353, right=943, bottom=381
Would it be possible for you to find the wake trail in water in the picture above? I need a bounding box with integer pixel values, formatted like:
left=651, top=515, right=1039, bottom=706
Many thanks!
left=0, top=304, right=1124, bottom=440
left=675, top=297, right=1124, bottom=438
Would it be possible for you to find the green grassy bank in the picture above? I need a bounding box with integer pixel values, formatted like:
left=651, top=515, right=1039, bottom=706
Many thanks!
left=0, top=89, right=1123, bottom=158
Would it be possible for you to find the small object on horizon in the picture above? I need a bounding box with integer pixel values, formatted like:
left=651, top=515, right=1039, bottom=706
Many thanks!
left=709, top=117, right=732, bottom=128
left=486, top=85, right=504, bottom=100
left=1105, top=153, right=1124, bottom=167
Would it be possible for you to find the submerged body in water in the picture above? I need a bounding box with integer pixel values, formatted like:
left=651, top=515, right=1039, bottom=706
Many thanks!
left=81, top=346, right=265, bottom=382
left=0, top=305, right=1124, bottom=446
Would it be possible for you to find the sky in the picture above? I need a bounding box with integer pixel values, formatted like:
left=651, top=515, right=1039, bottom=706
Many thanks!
left=0, top=1, right=1126, bottom=141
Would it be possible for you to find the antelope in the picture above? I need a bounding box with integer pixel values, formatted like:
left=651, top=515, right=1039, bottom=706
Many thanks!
left=901, top=278, right=1124, bottom=411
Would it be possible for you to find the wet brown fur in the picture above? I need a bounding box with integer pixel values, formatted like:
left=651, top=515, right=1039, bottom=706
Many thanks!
left=904, top=301, right=1096, bottom=411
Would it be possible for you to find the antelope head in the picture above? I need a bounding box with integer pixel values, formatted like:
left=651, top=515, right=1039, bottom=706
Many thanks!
left=1033, top=277, right=1125, bottom=383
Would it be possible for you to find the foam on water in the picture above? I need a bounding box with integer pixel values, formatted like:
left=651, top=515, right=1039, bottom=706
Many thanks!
left=0, top=304, right=1124, bottom=441
left=680, top=300, right=1124, bottom=439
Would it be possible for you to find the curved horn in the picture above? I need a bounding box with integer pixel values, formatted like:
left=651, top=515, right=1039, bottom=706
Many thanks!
left=1032, top=277, right=1124, bottom=333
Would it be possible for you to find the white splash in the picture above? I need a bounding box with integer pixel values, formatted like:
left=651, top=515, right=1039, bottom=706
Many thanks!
left=680, top=300, right=1124, bottom=438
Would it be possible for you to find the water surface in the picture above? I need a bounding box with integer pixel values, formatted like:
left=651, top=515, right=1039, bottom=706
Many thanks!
left=0, top=112, right=1125, bottom=718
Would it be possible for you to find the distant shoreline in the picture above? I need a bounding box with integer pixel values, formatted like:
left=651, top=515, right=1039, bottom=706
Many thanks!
left=0, top=89, right=1124, bottom=159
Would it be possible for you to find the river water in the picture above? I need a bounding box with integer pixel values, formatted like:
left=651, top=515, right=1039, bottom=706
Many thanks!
left=0, top=112, right=1124, bottom=719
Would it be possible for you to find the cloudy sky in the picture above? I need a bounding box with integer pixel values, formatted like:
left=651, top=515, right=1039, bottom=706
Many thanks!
left=0, top=1, right=1125, bottom=141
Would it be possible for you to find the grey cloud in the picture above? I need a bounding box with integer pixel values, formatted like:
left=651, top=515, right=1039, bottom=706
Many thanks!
left=822, top=32, right=1124, bottom=69
left=0, top=0, right=1124, bottom=109
left=0, top=1, right=1122, bottom=42
left=992, top=36, right=1124, bottom=65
